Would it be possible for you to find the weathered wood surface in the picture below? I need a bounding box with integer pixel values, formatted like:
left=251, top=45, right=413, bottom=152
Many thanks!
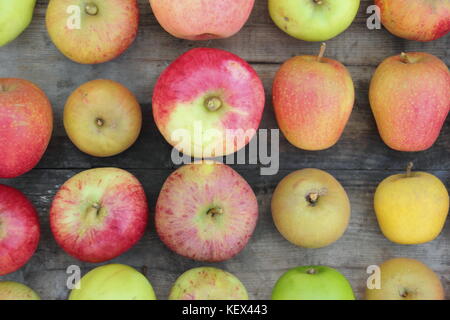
left=0, top=0, right=449, bottom=300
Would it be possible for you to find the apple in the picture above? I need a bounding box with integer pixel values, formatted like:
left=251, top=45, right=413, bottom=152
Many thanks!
left=369, top=52, right=450, bottom=152
left=0, top=184, right=40, bottom=276
left=0, top=0, right=36, bottom=46
left=46, top=0, right=139, bottom=64
left=0, top=281, right=40, bottom=300
left=152, top=48, right=265, bottom=158
left=375, top=0, right=450, bottom=41
left=268, top=0, right=360, bottom=41
left=273, top=43, right=355, bottom=150
left=50, top=167, right=148, bottom=263
left=169, top=267, right=248, bottom=300
left=0, top=78, right=53, bottom=178
left=272, top=265, right=355, bottom=300
left=149, top=0, right=255, bottom=40
left=155, top=162, right=258, bottom=262
left=69, top=264, right=156, bottom=300
left=64, top=79, right=142, bottom=157
left=374, top=163, right=449, bottom=245
left=366, top=258, right=444, bottom=300
left=271, top=168, right=351, bottom=248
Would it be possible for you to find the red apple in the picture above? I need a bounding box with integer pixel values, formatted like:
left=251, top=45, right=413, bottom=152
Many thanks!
left=50, top=167, right=148, bottom=263
left=376, top=0, right=450, bottom=42
left=155, top=162, right=258, bottom=262
left=46, top=0, right=139, bottom=64
left=149, top=0, right=255, bottom=40
left=0, top=78, right=53, bottom=179
left=152, top=48, right=265, bottom=158
left=0, top=185, right=40, bottom=276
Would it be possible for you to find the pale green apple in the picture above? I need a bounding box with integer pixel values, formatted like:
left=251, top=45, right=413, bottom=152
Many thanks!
left=269, top=0, right=360, bottom=41
left=0, top=0, right=36, bottom=46
left=272, top=265, right=355, bottom=300
left=0, top=281, right=40, bottom=300
left=69, top=264, right=157, bottom=300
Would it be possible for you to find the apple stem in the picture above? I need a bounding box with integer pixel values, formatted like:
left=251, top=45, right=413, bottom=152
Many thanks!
left=306, top=192, right=319, bottom=206
left=400, top=52, right=412, bottom=64
left=306, top=268, right=317, bottom=275
left=406, top=162, right=414, bottom=178
left=96, top=118, right=104, bottom=127
left=313, top=0, right=323, bottom=4
left=317, top=43, right=327, bottom=62
left=85, top=3, right=98, bottom=15
left=204, top=97, right=223, bottom=112
left=207, top=207, right=223, bottom=218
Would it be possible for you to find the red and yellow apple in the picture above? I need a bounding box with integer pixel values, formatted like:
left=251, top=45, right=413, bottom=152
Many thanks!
left=152, top=48, right=265, bottom=158
left=273, top=44, right=355, bottom=150
left=369, top=52, right=450, bottom=152
left=375, top=0, right=450, bottom=41
left=64, top=79, right=142, bottom=157
left=0, top=281, right=40, bottom=300
left=0, top=78, right=53, bottom=178
left=46, top=0, right=139, bottom=64
left=149, top=0, right=255, bottom=40
left=169, top=267, right=248, bottom=300
left=155, top=162, right=258, bottom=262
left=0, top=184, right=40, bottom=276
left=50, top=168, right=148, bottom=263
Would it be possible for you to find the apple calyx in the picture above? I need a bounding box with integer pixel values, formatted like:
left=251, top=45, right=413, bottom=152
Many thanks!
left=306, top=268, right=317, bottom=275
left=85, top=3, right=99, bottom=16
left=95, top=118, right=104, bottom=127
left=405, top=162, right=414, bottom=178
left=306, top=192, right=320, bottom=207
left=317, top=43, right=327, bottom=63
left=206, top=207, right=223, bottom=218
left=204, top=97, right=223, bottom=112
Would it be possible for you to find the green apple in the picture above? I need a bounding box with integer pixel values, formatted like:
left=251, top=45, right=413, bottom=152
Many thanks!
left=0, top=281, right=40, bottom=300
left=69, top=264, right=156, bottom=300
left=272, top=265, right=355, bottom=300
left=268, top=0, right=360, bottom=41
left=0, top=0, right=36, bottom=46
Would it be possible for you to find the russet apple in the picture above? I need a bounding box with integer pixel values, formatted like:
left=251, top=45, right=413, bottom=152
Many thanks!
left=375, top=0, right=450, bottom=41
left=269, top=0, right=360, bottom=41
left=152, top=48, right=265, bottom=158
left=149, top=0, right=255, bottom=40
left=374, top=163, right=449, bottom=245
left=0, top=78, right=53, bottom=178
left=272, top=265, right=355, bottom=300
left=50, top=168, right=148, bottom=263
left=69, top=264, right=156, bottom=300
left=369, top=52, right=449, bottom=152
left=46, top=0, right=139, bottom=64
left=155, top=162, right=258, bottom=262
left=366, top=258, right=445, bottom=300
left=64, top=79, right=142, bottom=157
left=0, top=0, right=36, bottom=46
left=273, top=44, right=355, bottom=150
left=0, top=184, right=40, bottom=276
left=271, top=168, right=351, bottom=248
left=169, top=267, right=248, bottom=300
left=0, top=281, right=40, bottom=300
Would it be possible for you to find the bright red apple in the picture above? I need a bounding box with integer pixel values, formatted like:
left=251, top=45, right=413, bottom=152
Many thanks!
left=0, top=78, right=53, bottom=179
left=152, top=48, right=265, bottom=158
left=0, top=184, right=40, bottom=276
left=46, top=0, right=139, bottom=64
left=50, top=167, right=148, bottom=263
left=155, top=162, right=258, bottom=262
left=149, top=0, right=255, bottom=40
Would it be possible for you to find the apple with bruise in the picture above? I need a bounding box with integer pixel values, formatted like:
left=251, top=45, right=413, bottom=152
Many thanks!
left=46, top=0, right=139, bottom=64
left=155, top=162, right=258, bottom=262
left=50, top=168, right=148, bottom=263
left=152, top=48, right=265, bottom=158
left=0, top=184, right=40, bottom=276
left=149, top=0, right=255, bottom=40
left=0, top=78, right=53, bottom=178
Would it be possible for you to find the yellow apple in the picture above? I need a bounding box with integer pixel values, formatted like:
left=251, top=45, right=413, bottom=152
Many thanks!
left=366, top=258, right=445, bottom=300
left=374, top=163, right=449, bottom=244
left=0, top=281, right=40, bottom=300
left=69, top=264, right=156, bottom=300
left=271, top=168, right=351, bottom=248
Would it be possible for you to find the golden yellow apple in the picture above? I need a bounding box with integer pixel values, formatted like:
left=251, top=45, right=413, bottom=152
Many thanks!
left=271, top=168, right=351, bottom=248
left=366, top=258, right=445, bottom=300
left=374, top=163, right=449, bottom=244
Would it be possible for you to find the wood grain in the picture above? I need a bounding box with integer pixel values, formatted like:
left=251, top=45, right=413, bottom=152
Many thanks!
left=0, top=0, right=449, bottom=300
